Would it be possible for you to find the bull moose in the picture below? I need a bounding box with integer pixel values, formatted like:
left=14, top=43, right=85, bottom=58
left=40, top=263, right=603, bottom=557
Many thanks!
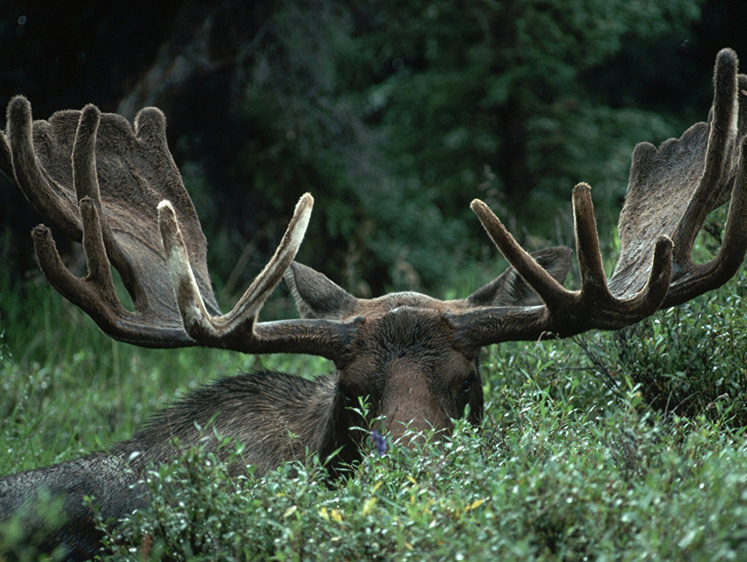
left=2, top=48, right=747, bottom=558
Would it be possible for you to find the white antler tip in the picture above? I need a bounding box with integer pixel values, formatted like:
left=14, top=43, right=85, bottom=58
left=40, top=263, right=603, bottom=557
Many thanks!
left=295, top=193, right=314, bottom=216
left=292, top=193, right=313, bottom=236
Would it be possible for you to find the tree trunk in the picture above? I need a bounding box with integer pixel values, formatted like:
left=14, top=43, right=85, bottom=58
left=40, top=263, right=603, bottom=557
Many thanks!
left=502, top=96, right=531, bottom=203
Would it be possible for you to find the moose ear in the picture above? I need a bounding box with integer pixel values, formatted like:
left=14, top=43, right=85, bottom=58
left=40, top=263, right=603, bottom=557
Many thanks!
left=465, top=246, right=572, bottom=307
left=284, top=262, right=359, bottom=319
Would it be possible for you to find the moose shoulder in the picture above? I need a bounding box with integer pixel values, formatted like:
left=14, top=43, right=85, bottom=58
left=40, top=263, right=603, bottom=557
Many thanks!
left=2, top=48, right=747, bottom=559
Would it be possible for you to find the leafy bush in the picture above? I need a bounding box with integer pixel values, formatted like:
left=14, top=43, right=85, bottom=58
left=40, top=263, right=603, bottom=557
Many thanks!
left=570, top=264, right=747, bottom=427
left=2, top=230, right=747, bottom=559
left=89, top=392, right=747, bottom=560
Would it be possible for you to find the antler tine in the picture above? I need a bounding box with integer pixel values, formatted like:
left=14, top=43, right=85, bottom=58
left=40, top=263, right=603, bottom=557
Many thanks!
left=461, top=191, right=673, bottom=346
left=12, top=102, right=121, bottom=314
left=470, top=198, right=570, bottom=310
left=29, top=104, right=118, bottom=315
left=716, top=132, right=747, bottom=263
left=672, top=48, right=739, bottom=266
left=666, top=131, right=747, bottom=306
left=159, top=193, right=313, bottom=350
left=660, top=49, right=747, bottom=306
left=159, top=191, right=356, bottom=360
left=32, top=200, right=160, bottom=341
left=572, top=183, right=675, bottom=316
left=5, top=98, right=359, bottom=359
left=70, top=105, right=122, bottom=274
left=7, top=96, right=82, bottom=239
left=72, top=106, right=103, bottom=203
left=572, top=184, right=610, bottom=299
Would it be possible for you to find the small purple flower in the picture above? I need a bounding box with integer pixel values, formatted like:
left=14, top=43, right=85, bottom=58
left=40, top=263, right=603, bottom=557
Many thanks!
left=370, top=430, right=387, bottom=456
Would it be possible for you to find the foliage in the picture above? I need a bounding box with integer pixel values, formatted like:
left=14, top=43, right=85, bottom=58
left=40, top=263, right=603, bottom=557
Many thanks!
left=65, top=389, right=747, bottom=560
left=578, top=267, right=747, bottom=426
left=348, top=0, right=704, bottom=230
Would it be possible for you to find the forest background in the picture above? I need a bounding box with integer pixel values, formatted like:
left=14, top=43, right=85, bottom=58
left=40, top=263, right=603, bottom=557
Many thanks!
left=1, top=0, right=746, bottom=304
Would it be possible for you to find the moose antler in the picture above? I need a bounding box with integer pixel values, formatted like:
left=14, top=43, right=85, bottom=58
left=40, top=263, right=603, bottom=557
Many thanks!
left=4, top=49, right=745, bottom=360
left=1, top=97, right=356, bottom=358
left=1, top=99, right=216, bottom=347
left=453, top=48, right=747, bottom=345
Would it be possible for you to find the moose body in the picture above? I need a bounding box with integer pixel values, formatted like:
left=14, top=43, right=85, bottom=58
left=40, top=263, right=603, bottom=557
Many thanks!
left=2, top=48, right=747, bottom=559
left=0, top=373, right=348, bottom=557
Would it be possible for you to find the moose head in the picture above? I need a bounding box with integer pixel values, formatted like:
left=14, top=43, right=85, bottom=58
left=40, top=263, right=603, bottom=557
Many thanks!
left=1, top=48, right=747, bottom=558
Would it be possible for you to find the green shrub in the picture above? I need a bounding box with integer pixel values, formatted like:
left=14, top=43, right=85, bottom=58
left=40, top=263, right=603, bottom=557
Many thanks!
left=571, top=265, right=747, bottom=427
left=89, top=397, right=747, bottom=560
left=2, top=235, right=747, bottom=559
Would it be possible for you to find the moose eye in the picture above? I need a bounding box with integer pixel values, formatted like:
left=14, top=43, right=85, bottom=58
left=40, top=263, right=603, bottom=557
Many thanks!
left=337, top=384, right=357, bottom=406
left=462, top=378, right=473, bottom=394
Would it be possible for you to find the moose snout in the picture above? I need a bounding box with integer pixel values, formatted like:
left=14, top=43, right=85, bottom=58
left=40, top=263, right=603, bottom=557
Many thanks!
left=381, top=408, right=454, bottom=448
left=378, top=362, right=455, bottom=447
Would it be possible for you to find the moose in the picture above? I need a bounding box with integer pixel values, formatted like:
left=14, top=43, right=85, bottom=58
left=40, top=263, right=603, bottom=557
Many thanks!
left=2, top=48, right=747, bottom=558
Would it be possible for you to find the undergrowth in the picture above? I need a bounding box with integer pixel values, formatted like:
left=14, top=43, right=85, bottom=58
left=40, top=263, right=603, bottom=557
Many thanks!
left=1, top=260, right=746, bottom=560
left=91, top=406, right=747, bottom=561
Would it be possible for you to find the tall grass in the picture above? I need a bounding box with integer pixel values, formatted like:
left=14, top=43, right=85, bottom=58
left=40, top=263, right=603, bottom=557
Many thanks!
left=1, top=259, right=747, bottom=559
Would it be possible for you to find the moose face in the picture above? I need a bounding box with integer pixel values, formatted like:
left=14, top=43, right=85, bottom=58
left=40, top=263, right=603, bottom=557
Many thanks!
left=284, top=252, right=572, bottom=443
left=338, top=306, right=484, bottom=441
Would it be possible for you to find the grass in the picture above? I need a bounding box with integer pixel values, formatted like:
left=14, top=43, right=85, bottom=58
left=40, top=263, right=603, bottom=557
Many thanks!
left=1, top=258, right=747, bottom=560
